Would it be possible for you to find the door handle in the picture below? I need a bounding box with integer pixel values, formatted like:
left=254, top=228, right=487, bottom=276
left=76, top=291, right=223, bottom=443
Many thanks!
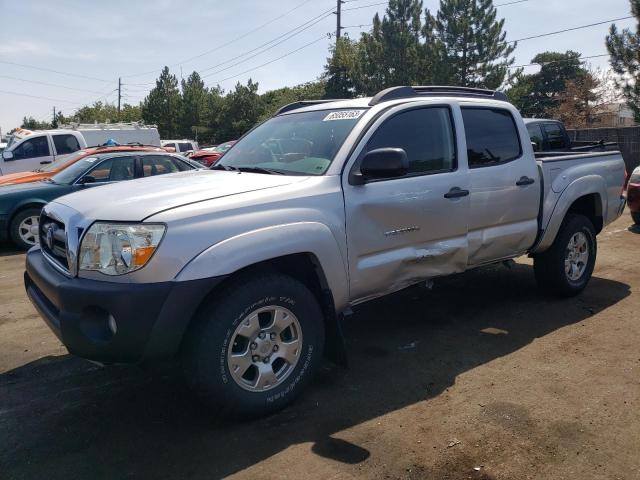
left=516, top=176, right=535, bottom=186
left=444, top=187, right=470, bottom=199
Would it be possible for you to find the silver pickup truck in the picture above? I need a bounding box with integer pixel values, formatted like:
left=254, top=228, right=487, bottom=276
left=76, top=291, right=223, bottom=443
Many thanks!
left=24, top=86, right=626, bottom=417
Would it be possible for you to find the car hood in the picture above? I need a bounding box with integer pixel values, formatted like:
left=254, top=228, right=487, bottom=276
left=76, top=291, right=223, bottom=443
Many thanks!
left=0, top=171, right=46, bottom=186
left=0, top=180, right=59, bottom=196
left=51, top=169, right=309, bottom=221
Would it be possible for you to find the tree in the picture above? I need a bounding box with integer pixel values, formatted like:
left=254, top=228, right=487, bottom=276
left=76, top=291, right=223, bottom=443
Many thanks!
left=606, top=0, right=640, bottom=122
left=70, top=101, right=141, bottom=123
left=324, top=38, right=359, bottom=98
left=21, top=117, right=51, bottom=130
left=180, top=71, right=208, bottom=138
left=356, top=0, right=426, bottom=95
left=423, top=0, right=516, bottom=88
left=507, top=51, right=588, bottom=117
left=141, top=67, right=182, bottom=138
left=544, top=73, right=602, bottom=128
left=260, top=80, right=326, bottom=119
left=219, top=79, right=264, bottom=140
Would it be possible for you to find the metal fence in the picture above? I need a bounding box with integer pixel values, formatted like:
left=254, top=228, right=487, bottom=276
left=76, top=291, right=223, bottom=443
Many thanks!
left=567, top=126, right=640, bottom=173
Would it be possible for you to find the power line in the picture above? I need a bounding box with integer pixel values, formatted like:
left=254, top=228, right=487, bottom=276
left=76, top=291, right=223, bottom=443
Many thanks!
left=0, top=59, right=112, bottom=83
left=509, top=53, right=610, bottom=70
left=122, top=0, right=324, bottom=79
left=509, top=15, right=634, bottom=43
left=210, top=34, right=331, bottom=84
left=0, top=74, right=108, bottom=94
left=200, top=14, right=334, bottom=79
left=343, top=1, right=387, bottom=12
left=0, top=89, right=84, bottom=105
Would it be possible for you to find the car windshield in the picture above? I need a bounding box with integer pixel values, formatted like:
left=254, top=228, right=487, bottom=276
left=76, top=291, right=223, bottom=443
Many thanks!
left=50, top=156, right=101, bottom=184
left=38, top=150, right=88, bottom=172
left=217, top=108, right=366, bottom=175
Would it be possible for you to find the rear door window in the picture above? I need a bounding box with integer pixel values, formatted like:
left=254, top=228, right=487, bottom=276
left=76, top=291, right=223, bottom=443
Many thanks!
left=52, top=134, right=81, bottom=155
left=141, top=155, right=189, bottom=176
left=542, top=123, right=569, bottom=150
left=461, top=108, right=522, bottom=167
left=177, top=142, right=193, bottom=152
left=11, top=136, right=51, bottom=160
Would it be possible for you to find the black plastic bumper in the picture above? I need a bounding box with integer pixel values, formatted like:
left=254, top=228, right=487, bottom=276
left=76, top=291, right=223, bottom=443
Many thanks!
left=24, top=249, right=225, bottom=364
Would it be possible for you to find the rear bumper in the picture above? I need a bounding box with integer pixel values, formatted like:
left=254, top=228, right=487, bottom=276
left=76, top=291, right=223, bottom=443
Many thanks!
left=25, top=248, right=225, bottom=363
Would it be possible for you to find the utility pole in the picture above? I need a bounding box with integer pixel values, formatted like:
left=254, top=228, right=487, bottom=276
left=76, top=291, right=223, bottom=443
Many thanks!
left=117, top=77, right=122, bottom=117
left=52, top=106, right=56, bottom=128
left=336, top=0, right=343, bottom=39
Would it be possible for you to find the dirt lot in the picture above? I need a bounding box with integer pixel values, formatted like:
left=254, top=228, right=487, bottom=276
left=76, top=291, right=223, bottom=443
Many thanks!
left=1, top=214, right=639, bottom=480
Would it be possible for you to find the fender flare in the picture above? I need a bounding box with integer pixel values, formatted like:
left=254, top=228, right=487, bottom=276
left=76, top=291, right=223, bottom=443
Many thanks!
left=175, top=222, right=350, bottom=311
left=533, top=175, right=606, bottom=253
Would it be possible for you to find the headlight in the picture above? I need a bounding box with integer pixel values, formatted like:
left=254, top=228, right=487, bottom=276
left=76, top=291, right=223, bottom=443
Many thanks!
left=79, top=223, right=166, bottom=275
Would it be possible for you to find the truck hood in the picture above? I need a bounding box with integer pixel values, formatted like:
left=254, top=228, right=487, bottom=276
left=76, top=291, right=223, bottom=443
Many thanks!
left=51, top=169, right=308, bottom=221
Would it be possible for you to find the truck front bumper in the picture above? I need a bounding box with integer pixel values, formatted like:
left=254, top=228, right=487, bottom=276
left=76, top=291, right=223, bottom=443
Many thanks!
left=24, top=248, right=225, bottom=364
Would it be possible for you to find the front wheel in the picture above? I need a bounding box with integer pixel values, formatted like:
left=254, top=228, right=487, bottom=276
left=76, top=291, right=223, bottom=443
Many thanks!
left=182, top=272, right=325, bottom=417
left=9, top=208, right=42, bottom=250
left=534, top=213, right=597, bottom=297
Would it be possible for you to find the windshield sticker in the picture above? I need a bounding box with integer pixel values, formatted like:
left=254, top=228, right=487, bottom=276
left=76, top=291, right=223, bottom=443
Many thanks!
left=323, top=110, right=364, bottom=122
left=84, top=157, right=98, bottom=163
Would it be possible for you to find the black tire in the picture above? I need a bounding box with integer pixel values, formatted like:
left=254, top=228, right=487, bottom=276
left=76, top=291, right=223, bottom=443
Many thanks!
left=9, top=208, right=42, bottom=250
left=533, top=213, right=597, bottom=297
left=632, top=211, right=640, bottom=226
left=182, top=272, right=325, bottom=418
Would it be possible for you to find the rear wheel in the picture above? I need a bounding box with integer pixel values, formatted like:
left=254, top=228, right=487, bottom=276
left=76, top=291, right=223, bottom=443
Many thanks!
left=632, top=211, right=640, bottom=225
left=182, top=272, right=325, bottom=417
left=534, top=213, right=596, bottom=297
left=9, top=208, right=42, bottom=250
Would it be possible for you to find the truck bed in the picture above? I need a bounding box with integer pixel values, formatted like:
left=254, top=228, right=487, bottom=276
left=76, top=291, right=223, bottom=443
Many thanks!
left=534, top=150, right=626, bottom=251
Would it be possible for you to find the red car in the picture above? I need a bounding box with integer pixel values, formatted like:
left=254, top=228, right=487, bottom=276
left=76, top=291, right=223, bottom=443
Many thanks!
left=190, top=141, right=237, bottom=167
left=628, top=166, right=640, bottom=225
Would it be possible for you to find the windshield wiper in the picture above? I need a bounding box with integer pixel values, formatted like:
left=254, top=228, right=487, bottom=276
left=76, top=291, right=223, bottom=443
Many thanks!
left=211, top=164, right=239, bottom=172
left=235, top=166, right=285, bottom=175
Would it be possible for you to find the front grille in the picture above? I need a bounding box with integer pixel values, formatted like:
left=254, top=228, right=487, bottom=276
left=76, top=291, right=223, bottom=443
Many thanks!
left=39, top=214, right=69, bottom=272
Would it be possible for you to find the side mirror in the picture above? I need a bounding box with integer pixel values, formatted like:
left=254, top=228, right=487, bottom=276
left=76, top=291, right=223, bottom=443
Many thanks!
left=77, top=175, right=96, bottom=185
left=531, top=141, right=539, bottom=152
left=2, top=150, right=14, bottom=161
left=354, top=148, right=409, bottom=184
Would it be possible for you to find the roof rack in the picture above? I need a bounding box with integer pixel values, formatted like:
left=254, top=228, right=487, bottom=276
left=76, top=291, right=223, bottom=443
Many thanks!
left=369, top=86, right=509, bottom=106
left=275, top=99, right=345, bottom=115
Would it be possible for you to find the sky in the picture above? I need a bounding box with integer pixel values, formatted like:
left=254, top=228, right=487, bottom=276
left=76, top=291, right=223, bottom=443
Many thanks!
left=0, top=0, right=636, bottom=134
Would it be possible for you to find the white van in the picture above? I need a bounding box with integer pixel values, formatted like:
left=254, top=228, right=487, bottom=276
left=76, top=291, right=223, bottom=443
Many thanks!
left=161, top=139, right=199, bottom=154
left=0, top=123, right=161, bottom=175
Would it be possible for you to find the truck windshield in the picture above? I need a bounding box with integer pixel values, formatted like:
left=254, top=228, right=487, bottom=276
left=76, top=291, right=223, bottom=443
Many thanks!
left=217, top=109, right=366, bottom=175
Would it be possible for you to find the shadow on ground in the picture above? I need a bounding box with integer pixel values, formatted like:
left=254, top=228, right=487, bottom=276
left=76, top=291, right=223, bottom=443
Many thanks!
left=0, top=263, right=630, bottom=479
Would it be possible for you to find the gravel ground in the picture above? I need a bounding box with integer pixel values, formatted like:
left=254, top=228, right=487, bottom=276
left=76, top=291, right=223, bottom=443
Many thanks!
left=1, top=213, right=638, bottom=480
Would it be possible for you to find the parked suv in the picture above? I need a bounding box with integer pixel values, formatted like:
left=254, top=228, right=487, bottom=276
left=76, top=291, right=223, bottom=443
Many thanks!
left=25, top=86, right=626, bottom=417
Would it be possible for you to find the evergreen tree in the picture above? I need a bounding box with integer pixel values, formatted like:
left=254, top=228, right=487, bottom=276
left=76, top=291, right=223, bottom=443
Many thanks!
left=21, top=117, right=51, bottom=130
left=424, top=0, right=516, bottom=88
left=357, top=0, right=425, bottom=95
left=324, top=38, right=359, bottom=98
left=141, top=67, right=182, bottom=138
left=180, top=71, right=208, bottom=138
left=606, top=0, right=640, bottom=122
left=507, top=51, right=587, bottom=117
left=219, top=79, right=263, bottom=140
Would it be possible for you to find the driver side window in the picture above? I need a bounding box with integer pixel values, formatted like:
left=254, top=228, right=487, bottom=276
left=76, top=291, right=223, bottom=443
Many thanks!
left=85, top=156, right=135, bottom=183
left=12, top=136, right=51, bottom=160
left=365, top=107, right=457, bottom=175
